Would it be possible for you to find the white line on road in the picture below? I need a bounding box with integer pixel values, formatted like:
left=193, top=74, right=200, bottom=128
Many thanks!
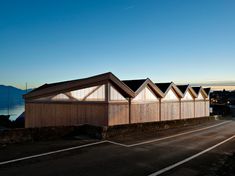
left=107, top=120, right=231, bottom=147
left=148, top=134, right=235, bottom=176
left=0, top=121, right=231, bottom=166
left=0, top=141, right=106, bottom=166
left=106, top=140, right=130, bottom=147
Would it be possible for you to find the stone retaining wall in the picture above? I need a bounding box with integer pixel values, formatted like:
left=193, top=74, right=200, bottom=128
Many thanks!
left=104, top=116, right=217, bottom=139
left=0, top=116, right=217, bottom=144
left=0, top=126, right=76, bottom=144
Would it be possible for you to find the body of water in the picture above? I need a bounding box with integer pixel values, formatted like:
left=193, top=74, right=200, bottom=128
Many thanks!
left=0, top=104, right=24, bottom=121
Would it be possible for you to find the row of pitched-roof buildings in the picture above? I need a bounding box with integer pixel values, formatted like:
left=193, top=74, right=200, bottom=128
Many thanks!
left=23, top=72, right=210, bottom=128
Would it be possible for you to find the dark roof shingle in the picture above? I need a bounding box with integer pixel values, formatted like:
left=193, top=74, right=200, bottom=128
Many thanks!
left=155, top=83, right=172, bottom=93
left=192, top=87, right=201, bottom=95
left=122, top=79, right=146, bottom=92
left=204, top=88, right=211, bottom=95
left=177, top=85, right=189, bottom=94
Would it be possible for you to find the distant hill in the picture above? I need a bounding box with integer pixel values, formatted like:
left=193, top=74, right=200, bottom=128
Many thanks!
left=0, top=85, right=32, bottom=108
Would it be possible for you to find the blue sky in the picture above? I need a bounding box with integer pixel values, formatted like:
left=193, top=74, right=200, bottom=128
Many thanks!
left=1, top=0, right=235, bottom=89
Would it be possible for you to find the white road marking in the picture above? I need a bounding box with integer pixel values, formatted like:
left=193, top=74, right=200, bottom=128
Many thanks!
left=106, top=140, right=129, bottom=147
left=148, top=134, right=235, bottom=176
left=107, top=121, right=231, bottom=147
left=0, top=121, right=231, bottom=166
left=0, top=141, right=106, bottom=166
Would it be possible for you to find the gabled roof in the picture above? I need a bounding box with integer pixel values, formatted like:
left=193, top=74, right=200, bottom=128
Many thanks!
left=123, top=78, right=164, bottom=97
left=192, top=86, right=208, bottom=98
left=155, top=82, right=183, bottom=98
left=24, top=72, right=135, bottom=100
left=203, top=87, right=211, bottom=96
left=177, top=85, right=197, bottom=98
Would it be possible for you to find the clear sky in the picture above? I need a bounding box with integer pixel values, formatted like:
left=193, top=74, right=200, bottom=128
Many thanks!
left=1, top=0, right=235, bottom=89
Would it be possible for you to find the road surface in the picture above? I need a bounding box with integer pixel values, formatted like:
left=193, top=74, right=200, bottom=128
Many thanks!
left=0, top=120, right=235, bottom=176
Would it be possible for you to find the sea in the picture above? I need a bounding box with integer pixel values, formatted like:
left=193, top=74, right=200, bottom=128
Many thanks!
left=0, top=104, right=24, bottom=121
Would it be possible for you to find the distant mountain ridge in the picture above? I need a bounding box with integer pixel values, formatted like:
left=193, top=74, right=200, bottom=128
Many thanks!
left=0, top=85, right=32, bottom=108
left=189, top=81, right=235, bottom=87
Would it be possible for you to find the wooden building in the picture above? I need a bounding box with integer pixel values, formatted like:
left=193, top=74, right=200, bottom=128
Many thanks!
left=177, top=85, right=197, bottom=119
left=192, top=87, right=208, bottom=117
left=203, top=88, right=211, bottom=116
left=155, top=82, right=183, bottom=121
left=122, top=79, right=163, bottom=123
left=24, top=72, right=210, bottom=128
left=23, top=72, right=135, bottom=128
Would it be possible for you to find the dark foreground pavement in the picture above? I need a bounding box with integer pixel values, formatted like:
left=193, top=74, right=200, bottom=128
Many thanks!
left=0, top=120, right=235, bottom=176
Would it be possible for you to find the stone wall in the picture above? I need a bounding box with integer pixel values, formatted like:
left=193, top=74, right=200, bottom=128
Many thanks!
left=0, top=116, right=217, bottom=144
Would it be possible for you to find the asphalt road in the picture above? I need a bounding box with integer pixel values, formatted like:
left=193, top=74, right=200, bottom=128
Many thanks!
left=0, top=120, right=235, bottom=176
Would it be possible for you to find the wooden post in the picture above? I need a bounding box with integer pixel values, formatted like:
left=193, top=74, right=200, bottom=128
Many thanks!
left=204, top=100, right=206, bottom=117
left=105, top=83, right=109, bottom=126
left=129, top=98, right=132, bottom=124
left=105, top=83, right=109, bottom=102
left=193, top=99, right=196, bottom=118
left=179, top=98, right=181, bottom=120
left=159, top=98, right=161, bottom=121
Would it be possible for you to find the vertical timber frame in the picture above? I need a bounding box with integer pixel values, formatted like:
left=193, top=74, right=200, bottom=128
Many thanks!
left=204, top=100, right=206, bottom=116
left=159, top=98, right=162, bottom=121
left=179, top=98, right=182, bottom=120
left=128, top=98, right=132, bottom=124
left=105, top=82, right=109, bottom=126
left=105, top=82, right=109, bottom=102
left=107, top=81, right=131, bottom=126
left=193, top=98, right=196, bottom=118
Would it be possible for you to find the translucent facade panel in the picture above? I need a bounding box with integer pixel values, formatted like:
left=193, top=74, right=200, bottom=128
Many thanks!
left=133, top=87, right=158, bottom=102
left=85, top=85, right=105, bottom=101
left=110, top=85, right=127, bottom=101
left=35, top=96, right=52, bottom=101
left=182, top=91, right=194, bottom=101
left=70, top=84, right=105, bottom=101
left=145, top=87, right=158, bottom=101
left=196, top=92, right=204, bottom=100
left=51, top=93, right=70, bottom=101
left=162, top=88, right=179, bottom=102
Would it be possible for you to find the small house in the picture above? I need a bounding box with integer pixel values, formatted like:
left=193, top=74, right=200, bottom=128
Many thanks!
left=123, top=79, right=163, bottom=123
left=23, top=72, right=135, bottom=127
left=192, top=87, right=208, bottom=118
left=155, top=82, right=183, bottom=121
left=203, top=88, right=211, bottom=116
left=177, top=85, right=197, bottom=119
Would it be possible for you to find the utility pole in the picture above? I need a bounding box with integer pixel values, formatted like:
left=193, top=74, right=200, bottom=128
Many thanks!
left=26, top=82, right=28, bottom=93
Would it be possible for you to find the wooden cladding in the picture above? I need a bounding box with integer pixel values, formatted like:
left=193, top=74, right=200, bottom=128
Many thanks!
left=26, top=99, right=210, bottom=127
left=25, top=102, right=108, bottom=128
left=181, top=101, right=194, bottom=119
left=108, top=103, right=129, bottom=126
left=131, top=102, right=160, bottom=123
left=161, top=102, right=180, bottom=121
left=205, top=100, right=210, bottom=116
left=195, top=100, right=205, bottom=117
